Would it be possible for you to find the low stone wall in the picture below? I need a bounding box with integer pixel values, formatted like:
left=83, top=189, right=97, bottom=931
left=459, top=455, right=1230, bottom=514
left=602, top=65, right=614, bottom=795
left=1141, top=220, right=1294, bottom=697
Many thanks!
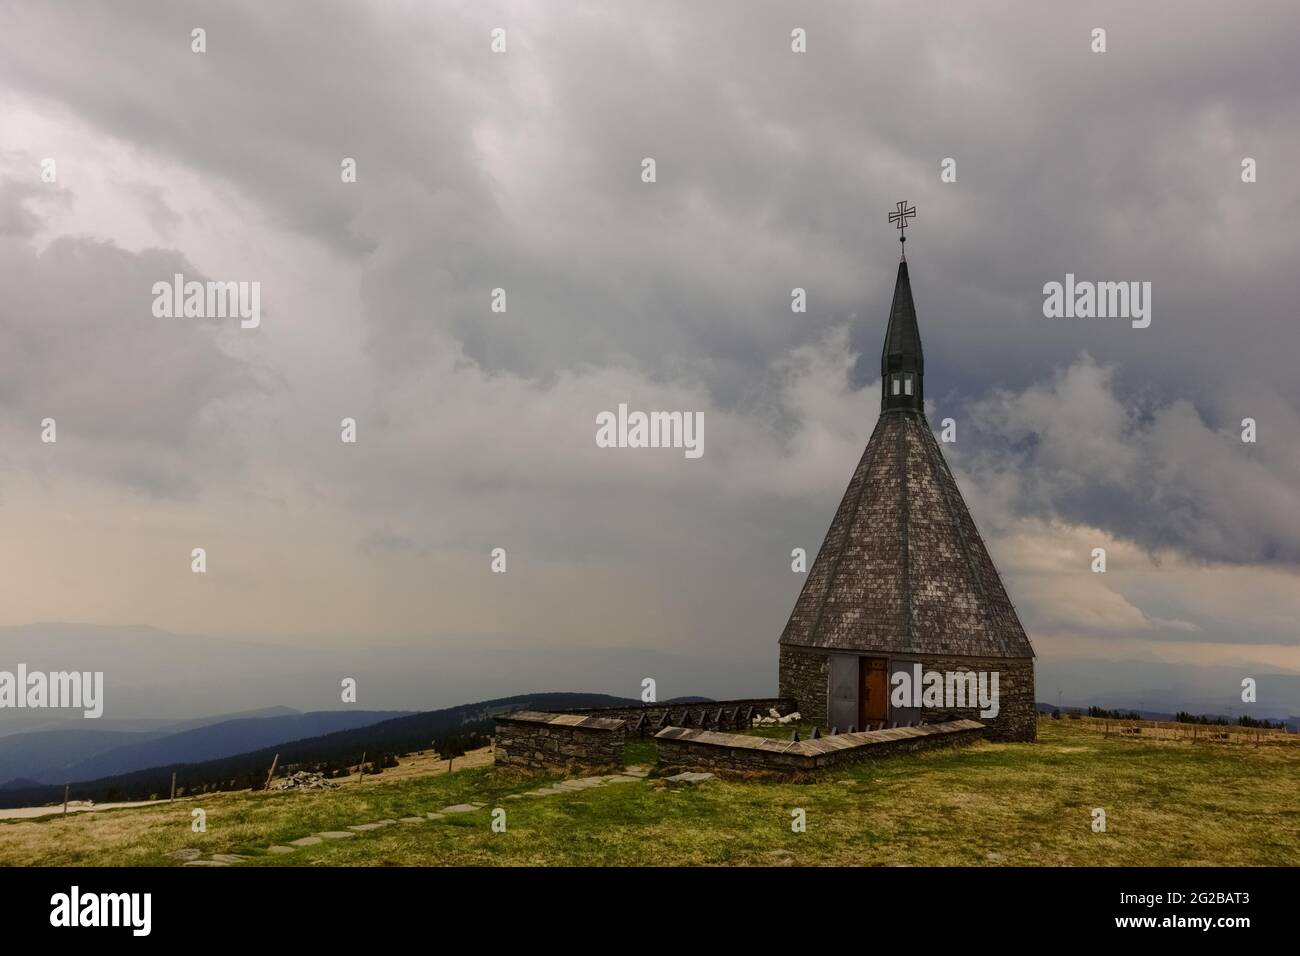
left=557, top=697, right=797, bottom=735
left=494, top=711, right=626, bottom=773
left=654, top=719, right=985, bottom=778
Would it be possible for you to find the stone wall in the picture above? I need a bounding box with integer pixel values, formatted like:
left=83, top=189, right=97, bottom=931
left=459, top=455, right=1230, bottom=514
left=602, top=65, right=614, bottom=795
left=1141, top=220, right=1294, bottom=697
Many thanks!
left=494, top=711, right=626, bottom=773
left=778, top=646, right=1035, bottom=742
left=778, top=647, right=830, bottom=725
left=914, top=657, right=1036, bottom=742
left=655, top=719, right=985, bottom=779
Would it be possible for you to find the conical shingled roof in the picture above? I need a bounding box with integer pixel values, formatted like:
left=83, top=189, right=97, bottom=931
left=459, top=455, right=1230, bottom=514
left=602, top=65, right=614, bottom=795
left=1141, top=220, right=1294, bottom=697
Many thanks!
left=779, top=260, right=1034, bottom=660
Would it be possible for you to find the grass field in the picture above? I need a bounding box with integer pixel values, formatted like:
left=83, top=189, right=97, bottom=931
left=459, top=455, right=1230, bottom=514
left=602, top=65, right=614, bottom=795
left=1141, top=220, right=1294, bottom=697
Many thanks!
left=2, top=719, right=1295, bottom=867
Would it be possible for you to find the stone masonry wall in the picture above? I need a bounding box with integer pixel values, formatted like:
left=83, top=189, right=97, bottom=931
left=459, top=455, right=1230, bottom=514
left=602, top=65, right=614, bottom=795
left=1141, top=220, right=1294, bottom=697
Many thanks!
left=778, top=646, right=1035, bottom=742
left=778, top=647, right=829, bottom=725
left=655, top=719, right=985, bottom=779
left=494, top=711, right=626, bottom=773
left=915, top=657, right=1036, bottom=742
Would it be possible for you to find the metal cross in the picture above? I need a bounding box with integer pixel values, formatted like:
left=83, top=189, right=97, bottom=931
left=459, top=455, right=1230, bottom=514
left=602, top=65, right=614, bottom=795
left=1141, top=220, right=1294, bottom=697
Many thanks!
left=889, top=200, right=917, bottom=243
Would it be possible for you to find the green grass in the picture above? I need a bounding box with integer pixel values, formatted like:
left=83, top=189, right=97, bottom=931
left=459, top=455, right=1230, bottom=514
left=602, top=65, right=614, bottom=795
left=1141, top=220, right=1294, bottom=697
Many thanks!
left=623, top=738, right=658, bottom=767
left=4, top=720, right=1297, bottom=867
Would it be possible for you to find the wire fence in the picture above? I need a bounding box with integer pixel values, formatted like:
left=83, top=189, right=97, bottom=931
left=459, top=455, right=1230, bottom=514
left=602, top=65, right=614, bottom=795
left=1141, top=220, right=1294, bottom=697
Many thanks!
left=1047, top=714, right=1298, bottom=746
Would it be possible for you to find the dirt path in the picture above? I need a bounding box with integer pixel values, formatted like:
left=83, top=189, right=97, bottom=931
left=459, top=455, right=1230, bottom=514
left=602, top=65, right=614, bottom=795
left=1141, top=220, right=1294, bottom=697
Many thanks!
left=0, top=798, right=169, bottom=821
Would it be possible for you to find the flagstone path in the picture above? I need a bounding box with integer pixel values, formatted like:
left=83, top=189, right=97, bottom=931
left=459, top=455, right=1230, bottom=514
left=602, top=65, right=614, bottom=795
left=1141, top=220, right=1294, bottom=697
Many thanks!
left=178, top=765, right=651, bottom=866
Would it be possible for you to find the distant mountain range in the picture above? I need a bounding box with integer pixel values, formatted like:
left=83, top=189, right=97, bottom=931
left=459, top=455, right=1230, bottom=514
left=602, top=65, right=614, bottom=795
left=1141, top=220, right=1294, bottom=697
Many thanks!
left=0, top=692, right=645, bottom=809
left=1, top=623, right=1295, bottom=751
left=1034, top=656, right=1300, bottom=723
left=2, top=677, right=1295, bottom=810
left=0, top=707, right=413, bottom=786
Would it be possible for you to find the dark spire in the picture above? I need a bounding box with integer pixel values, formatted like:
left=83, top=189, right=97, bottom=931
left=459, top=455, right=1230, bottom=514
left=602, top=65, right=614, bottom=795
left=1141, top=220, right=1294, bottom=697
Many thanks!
left=880, top=258, right=924, bottom=413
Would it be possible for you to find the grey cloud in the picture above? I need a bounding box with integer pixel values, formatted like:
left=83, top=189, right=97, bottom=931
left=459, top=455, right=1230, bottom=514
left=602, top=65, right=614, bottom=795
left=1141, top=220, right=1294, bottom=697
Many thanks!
left=0, top=179, right=47, bottom=237
left=361, top=531, right=420, bottom=555
left=7, top=1, right=1296, bottom=414
left=0, top=154, right=69, bottom=237
left=0, top=223, right=261, bottom=495
left=955, top=355, right=1300, bottom=564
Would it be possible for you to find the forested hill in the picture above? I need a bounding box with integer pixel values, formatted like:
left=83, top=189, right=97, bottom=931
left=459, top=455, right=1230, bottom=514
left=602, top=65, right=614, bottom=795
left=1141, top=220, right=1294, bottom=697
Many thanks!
left=0, top=692, right=639, bottom=809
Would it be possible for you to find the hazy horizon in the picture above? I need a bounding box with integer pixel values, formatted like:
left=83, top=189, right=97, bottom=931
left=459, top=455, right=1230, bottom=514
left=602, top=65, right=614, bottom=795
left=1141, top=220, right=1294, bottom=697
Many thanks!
left=1, top=622, right=1296, bottom=737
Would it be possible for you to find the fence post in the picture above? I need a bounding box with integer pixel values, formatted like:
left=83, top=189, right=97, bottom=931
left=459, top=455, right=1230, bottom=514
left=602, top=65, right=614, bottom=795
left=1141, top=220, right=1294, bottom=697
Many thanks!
left=170, top=772, right=176, bottom=803
left=357, top=751, right=366, bottom=784
left=63, top=783, right=69, bottom=816
left=264, top=753, right=280, bottom=790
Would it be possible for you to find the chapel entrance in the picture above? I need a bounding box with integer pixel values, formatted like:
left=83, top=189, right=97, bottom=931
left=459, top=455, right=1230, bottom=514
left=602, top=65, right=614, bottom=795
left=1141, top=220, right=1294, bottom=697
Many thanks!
left=859, top=656, right=889, bottom=728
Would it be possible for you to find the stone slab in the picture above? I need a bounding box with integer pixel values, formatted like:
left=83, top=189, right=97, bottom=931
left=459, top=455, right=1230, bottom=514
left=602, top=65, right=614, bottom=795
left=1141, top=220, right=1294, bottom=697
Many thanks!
left=498, top=710, right=626, bottom=731
left=666, top=771, right=715, bottom=784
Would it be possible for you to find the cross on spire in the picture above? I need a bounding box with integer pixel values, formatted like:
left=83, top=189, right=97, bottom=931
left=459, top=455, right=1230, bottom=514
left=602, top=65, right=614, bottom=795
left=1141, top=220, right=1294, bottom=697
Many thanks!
left=889, top=200, right=917, bottom=249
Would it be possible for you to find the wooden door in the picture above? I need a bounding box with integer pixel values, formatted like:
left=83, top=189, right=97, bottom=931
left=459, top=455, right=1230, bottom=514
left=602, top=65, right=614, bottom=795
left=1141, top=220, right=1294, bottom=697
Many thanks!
left=859, top=657, right=889, bottom=728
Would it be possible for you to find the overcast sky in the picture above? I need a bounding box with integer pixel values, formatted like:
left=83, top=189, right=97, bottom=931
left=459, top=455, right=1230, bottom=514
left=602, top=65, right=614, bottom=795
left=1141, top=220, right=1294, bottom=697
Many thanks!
left=0, top=2, right=1297, bottom=711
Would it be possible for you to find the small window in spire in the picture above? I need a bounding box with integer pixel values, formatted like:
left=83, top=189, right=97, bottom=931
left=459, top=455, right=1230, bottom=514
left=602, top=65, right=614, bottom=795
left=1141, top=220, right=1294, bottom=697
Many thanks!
left=904, top=374, right=914, bottom=396
left=892, top=376, right=901, bottom=396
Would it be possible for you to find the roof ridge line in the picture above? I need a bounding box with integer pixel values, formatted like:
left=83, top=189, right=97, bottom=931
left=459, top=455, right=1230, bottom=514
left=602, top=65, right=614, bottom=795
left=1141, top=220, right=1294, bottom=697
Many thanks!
left=898, top=418, right=913, bottom=652
left=918, top=420, right=1003, bottom=655
left=805, top=416, right=887, bottom=644
left=924, top=425, right=1035, bottom=659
